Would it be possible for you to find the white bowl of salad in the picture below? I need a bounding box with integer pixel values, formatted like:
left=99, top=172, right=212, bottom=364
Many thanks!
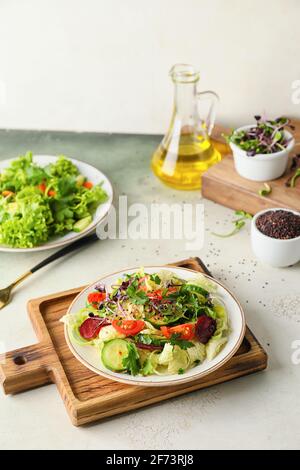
left=62, top=266, right=246, bottom=386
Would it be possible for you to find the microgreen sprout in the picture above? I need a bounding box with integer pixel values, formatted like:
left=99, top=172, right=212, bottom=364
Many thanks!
left=225, top=116, right=294, bottom=156
left=258, top=183, right=272, bottom=197
left=212, top=210, right=253, bottom=238
left=286, top=154, right=300, bottom=188
left=290, top=169, right=300, bottom=187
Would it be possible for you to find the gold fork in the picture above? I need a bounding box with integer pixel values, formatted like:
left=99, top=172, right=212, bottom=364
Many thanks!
left=0, top=271, right=32, bottom=310
left=0, top=232, right=98, bottom=310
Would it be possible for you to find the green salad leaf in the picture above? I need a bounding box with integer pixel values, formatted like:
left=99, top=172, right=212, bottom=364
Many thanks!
left=150, top=274, right=161, bottom=285
left=140, top=356, right=156, bottom=376
left=126, top=280, right=149, bottom=305
left=0, top=187, right=53, bottom=248
left=206, top=305, right=230, bottom=361
left=48, top=155, right=79, bottom=177
left=135, top=334, right=165, bottom=347
left=122, top=343, right=141, bottom=376
left=169, top=333, right=194, bottom=350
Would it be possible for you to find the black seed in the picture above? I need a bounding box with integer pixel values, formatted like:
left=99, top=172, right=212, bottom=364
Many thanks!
left=256, top=210, right=300, bottom=240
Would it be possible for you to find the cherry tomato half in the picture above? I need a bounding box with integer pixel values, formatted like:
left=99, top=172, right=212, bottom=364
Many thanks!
left=160, top=323, right=195, bottom=340
left=87, top=291, right=106, bottom=305
left=83, top=181, right=93, bottom=189
left=166, top=287, right=178, bottom=295
left=147, top=289, right=163, bottom=300
left=147, top=287, right=177, bottom=301
left=38, top=183, right=46, bottom=193
left=112, top=319, right=145, bottom=336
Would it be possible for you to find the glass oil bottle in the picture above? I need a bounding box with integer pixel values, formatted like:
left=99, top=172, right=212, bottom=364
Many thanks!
left=151, top=64, right=221, bottom=190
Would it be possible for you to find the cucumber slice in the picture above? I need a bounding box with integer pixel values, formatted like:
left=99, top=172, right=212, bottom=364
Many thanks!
left=101, top=339, right=129, bottom=371
left=73, top=215, right=92, bottom=233
left=76, top=174, right=86, bottom=187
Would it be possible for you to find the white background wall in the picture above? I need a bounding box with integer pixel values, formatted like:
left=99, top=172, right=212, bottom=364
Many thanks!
left=0, top=0, right=299, bottom=134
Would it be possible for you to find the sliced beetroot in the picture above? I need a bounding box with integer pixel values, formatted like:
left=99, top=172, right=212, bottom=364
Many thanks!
left=79, top=317, right=110, bottom=340
left=195, top=314, right=217, bottom=344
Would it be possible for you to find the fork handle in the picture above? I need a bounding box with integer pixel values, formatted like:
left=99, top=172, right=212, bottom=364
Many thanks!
left=30, top=233, right=99, bottom=274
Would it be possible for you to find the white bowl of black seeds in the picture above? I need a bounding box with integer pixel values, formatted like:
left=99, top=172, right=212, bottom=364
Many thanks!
left=251, top=208, right=300, bottom=267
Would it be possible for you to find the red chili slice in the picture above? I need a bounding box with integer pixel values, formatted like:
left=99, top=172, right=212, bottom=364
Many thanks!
left=195, top=315, right=216, bottom=344
left=79, top=317, right=110, bottom=340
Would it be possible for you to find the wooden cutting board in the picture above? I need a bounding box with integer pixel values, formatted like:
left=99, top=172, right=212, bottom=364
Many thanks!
left=0, top=258, right=267, bottom=426
left=203, top=120, right=300, bottom=213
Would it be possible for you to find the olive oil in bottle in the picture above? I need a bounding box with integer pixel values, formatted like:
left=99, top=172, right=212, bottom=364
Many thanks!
left=151, top=64, right=221, bottom=190
left=151, top=133, right=221, bottom=190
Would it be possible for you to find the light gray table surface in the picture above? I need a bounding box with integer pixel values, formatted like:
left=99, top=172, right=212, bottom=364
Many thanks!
left=0, top=130, right=299, bottom=450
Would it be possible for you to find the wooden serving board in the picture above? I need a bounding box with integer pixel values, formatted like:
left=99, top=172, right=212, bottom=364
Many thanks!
left=203, top=120, right=300, bottom=214
left=0, top=258, right=267, bottom=426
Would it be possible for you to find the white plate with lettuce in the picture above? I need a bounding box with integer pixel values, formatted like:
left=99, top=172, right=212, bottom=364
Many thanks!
left=0, top=153, right=113, bottom=252
left=62, top=266, right=246, bottom=387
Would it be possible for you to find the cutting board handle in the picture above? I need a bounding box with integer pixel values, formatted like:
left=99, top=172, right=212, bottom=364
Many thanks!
left=0, top=343, right=54, bottom=394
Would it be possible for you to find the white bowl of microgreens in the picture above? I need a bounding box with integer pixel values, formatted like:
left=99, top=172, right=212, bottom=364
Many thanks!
left=227, top=116, right=295, bottom=181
